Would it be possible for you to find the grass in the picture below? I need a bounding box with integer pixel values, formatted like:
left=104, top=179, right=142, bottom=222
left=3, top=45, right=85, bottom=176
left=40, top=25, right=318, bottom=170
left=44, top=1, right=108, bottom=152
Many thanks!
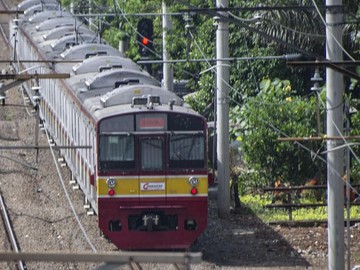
left=241, top=194, right=360, bottom=223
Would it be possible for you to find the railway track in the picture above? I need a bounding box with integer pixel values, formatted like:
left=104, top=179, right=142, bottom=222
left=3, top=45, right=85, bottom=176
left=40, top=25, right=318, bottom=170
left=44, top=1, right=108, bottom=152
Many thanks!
left=129, top=261, right=191, bottom=270
left=0, top=1, right=24, bottom=267
left=0, top=191, right=27, bottom=270
left=0, top=2, right=200, bottom=268
left=130, top=260, right=189, bottom=270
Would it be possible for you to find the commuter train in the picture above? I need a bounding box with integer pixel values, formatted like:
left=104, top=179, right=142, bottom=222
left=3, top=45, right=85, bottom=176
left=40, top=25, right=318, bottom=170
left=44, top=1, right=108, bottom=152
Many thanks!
left=10, top=0, right=209, bottom=250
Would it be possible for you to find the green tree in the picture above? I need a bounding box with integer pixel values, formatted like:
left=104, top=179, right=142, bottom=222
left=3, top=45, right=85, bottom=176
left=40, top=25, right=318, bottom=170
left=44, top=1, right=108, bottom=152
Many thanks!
left=232, top=78, right=326, bottom=189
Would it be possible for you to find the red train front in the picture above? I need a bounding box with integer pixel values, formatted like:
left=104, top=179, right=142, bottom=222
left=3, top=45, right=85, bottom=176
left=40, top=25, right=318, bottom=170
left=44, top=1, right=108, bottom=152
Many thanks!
left=96, top=96, right=208, bottom=250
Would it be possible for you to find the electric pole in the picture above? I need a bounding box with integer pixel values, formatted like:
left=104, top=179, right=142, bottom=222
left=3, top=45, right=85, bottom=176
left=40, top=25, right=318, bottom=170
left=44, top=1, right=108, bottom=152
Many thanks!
left=162, top=1, right=174, bottom=91
left=216, top=0, right=230, bottom=218
left=326, top=1, right=344, bottom=269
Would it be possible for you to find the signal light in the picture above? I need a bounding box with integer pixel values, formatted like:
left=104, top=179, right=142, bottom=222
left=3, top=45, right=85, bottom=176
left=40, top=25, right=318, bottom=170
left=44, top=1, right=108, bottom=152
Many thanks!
left=137, top=18, right=153, bottom=57
left=142, top=37, right=149, bottom=46
left=108, top=189, right=115, bottom=196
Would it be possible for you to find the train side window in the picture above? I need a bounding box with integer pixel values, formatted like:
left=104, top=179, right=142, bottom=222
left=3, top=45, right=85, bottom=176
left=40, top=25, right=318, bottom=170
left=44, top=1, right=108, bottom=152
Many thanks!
left=140, top=138, right=163, bottom=171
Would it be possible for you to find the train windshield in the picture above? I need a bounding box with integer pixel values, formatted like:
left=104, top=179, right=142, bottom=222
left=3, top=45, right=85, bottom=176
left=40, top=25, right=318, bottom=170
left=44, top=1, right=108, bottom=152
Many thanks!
left=140, top=137, right=164, bottom=171
left=98, top=113, right=206, bottom=172
left=99, top=135, right=135, bottom=170
left=169, top=134, right=205, bottom=169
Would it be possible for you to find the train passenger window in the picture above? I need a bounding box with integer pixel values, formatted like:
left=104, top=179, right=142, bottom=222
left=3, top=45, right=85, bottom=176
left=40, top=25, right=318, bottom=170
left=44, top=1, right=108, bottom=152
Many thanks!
left=141, top=138, right=163, bottom=171
left=99, top=135, right=134, bottom=170
left=169, top=134, right=205, bottom=169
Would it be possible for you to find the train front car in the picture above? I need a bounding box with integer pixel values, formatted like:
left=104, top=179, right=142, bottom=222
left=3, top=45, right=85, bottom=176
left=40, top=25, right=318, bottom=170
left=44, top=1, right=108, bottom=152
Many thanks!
left=95, top=89, right=208, bottom=250
left=14, top=0, right=209, bottom=250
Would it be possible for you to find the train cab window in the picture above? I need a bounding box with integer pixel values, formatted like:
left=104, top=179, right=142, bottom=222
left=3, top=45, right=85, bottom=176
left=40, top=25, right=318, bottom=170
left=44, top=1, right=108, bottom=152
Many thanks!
left=169, top=134, right=205, bottom=169
left=99, top=135, right=134, bottom=171
left=140, top=138, right=163, bottom=171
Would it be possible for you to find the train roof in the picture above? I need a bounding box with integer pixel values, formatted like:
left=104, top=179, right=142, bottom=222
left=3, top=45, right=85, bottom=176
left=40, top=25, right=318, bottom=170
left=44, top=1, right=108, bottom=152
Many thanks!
left=23, top=3, right=60, bottom=17
left=60, top=44, right=123, bottom=60
left=16, top=2, right=199, bottom=123
left=50, top=34, right=103, bottom=51
left=36, top=17, right=78, bottom=32
left=43, top=26, right=94, bottom=41
left=72, top=56, right=141, bottom=75
left=85, top=69, right=160, bottom=90
left=100, top=84, right=183, bottom=108
left=83, top=84, right=191, bottom=120
left=28, top=10, right=72, bottom=23
left=18, top=0, right=58, bottom=11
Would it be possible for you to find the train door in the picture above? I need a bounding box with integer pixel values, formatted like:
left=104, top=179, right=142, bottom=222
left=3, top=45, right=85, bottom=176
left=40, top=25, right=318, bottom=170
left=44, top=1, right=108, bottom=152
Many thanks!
left=138, top=135, right=166, bottom=202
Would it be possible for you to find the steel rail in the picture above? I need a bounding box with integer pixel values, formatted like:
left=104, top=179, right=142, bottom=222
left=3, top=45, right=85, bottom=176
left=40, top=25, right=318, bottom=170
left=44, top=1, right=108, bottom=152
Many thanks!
left=130, top=261, right=142, bottom=270
left=0, top=193, right=26, bottom=270
left=0, top=145, right=91, bottom=150
left=129, top=261, right=189, bottom=270
left=0, top=251, right=203, bottom=264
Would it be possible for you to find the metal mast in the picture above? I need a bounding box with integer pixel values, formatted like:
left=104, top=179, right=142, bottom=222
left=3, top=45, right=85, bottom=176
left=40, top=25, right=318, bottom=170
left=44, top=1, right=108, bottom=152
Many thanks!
left=162, top=1, right=174, bottom=91
left=326, top=1, right=344, bottom=269
left=215, top=0, right=230, bottom=218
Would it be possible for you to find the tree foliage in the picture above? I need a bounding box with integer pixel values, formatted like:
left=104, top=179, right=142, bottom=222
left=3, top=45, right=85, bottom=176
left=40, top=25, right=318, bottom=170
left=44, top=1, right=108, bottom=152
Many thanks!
left=60, top=0, right=360, bottom=189
left=232, top=78, right=326, bottom=188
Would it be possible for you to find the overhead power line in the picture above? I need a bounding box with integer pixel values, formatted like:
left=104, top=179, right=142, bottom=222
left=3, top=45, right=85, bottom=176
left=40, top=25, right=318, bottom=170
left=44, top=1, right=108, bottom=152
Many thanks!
left=137, top=54, right=302, bottom=64
left=177, top=1, right=360, bottom=81
left=179, top=5, right=343, bottom=13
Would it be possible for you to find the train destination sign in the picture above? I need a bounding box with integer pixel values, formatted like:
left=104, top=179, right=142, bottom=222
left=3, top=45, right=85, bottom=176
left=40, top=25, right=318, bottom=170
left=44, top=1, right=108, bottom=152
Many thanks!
left=137, top=114, right=167, bottom=130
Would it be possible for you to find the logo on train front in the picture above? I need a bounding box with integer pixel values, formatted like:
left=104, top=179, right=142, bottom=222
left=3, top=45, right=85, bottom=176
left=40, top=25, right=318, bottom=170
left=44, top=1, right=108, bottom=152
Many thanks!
left=141, top=182, right=165, bottom=191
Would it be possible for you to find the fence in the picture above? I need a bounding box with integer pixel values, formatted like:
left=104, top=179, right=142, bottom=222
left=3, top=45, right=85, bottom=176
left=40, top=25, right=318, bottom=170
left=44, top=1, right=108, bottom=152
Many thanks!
left=262, top=184, right=360, bottom=221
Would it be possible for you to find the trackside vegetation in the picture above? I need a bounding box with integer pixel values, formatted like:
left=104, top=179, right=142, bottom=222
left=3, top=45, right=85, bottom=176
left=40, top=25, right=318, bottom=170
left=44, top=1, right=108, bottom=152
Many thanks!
left=61, top=0, right=360, bottom=209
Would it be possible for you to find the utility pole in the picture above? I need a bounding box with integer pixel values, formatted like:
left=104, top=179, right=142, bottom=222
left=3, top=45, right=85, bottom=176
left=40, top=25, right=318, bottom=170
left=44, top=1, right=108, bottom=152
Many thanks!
left=88, top=0, right=93, bottom=29
left=215, top=0, right=230, bottom=218
left=326, top=1, right=344, bottom=269
left=162, top=1, right=173, bottom=91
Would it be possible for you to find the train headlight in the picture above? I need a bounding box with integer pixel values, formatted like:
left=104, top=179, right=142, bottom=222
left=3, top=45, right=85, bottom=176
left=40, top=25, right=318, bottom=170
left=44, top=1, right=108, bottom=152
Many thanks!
left=188, top=176, right=199, bottom=187
left=106, top=177, right=116, bottom=188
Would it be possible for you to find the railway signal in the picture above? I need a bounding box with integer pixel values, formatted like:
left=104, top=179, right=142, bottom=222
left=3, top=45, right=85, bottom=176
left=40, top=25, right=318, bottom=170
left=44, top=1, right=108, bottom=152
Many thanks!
left=137, top=18, right=153, bottom=57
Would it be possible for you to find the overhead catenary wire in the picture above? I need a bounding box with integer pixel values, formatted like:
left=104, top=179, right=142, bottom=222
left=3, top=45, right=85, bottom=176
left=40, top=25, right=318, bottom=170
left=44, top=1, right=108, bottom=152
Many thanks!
left=317, top=91, right=360, bottom=196
left=90, top=1, right=360, bottom=200
left=42, top=125, right=97, bottom=252
left=187, top=6, right=360, bottom=201
left=113, top=0, right=198, bottom=79
left=15, top=72, right=97, bottom=251
left=311, top=0, right=355, bottom=61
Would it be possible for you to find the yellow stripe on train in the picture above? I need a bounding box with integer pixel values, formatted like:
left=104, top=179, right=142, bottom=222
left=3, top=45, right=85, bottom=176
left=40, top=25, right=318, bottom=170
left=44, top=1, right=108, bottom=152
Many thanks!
left=97, top=175, right=208, bottom=197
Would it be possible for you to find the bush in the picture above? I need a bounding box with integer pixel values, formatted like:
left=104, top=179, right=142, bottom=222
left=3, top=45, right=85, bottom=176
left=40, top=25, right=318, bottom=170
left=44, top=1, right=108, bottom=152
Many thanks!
left=231, top=78, right=326, bottom=190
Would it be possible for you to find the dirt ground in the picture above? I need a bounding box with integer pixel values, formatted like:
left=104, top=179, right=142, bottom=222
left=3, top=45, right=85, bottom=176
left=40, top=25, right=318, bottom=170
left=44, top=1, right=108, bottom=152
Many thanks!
left=1, top=52, right=359, bottom=270
left=191, top=201, right=360, bottom=270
